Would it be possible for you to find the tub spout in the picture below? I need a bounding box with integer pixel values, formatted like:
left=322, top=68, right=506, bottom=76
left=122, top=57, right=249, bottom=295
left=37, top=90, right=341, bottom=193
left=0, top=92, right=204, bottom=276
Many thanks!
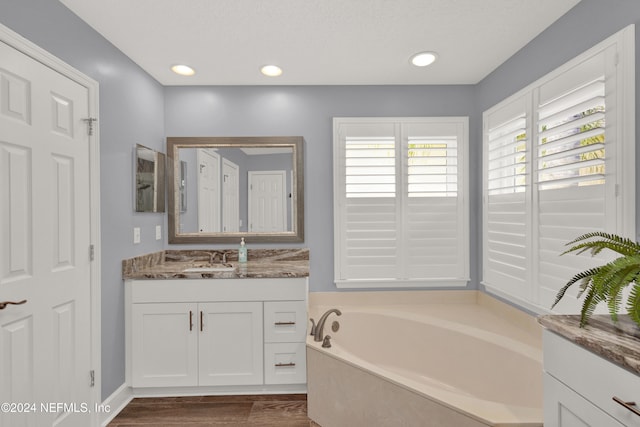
left=314, top=308, right=341, bottom=342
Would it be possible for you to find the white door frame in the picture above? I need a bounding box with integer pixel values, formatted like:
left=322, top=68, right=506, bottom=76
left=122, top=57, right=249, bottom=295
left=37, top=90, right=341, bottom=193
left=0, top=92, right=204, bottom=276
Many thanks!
left=0, top=23, right=102, bottom=423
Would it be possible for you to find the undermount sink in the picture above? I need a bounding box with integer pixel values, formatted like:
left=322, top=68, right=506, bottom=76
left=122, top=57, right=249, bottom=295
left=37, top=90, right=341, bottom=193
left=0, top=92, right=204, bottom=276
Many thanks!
left=183, top=263, right=235, bottom=272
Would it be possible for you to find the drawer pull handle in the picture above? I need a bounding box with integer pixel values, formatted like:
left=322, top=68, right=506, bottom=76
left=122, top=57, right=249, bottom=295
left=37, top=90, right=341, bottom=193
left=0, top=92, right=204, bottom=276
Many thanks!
left=200, top=311, right=204, bottom=332
left=189, top=310, right=193, bottom=331
left=613, top=396, right=640, bottom=417
left=274, top=321, right=296, bottom=326
left=275, top=362, right=296, bottom=367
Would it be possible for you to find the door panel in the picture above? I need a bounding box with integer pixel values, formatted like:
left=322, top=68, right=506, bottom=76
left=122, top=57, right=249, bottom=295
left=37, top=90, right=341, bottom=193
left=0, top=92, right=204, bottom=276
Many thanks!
left=199, top=302, right=263, bottom=386
left=248, top=171, right=286, bottom=232
left=131, top=303, right=198, bottom=387
left=0, top=315, right=35, bottom=427
left=222, top=158, right=239, bottom=232
left=0, top=38, right=93, bottom=427
left=197, top=149, right=220, bottom=232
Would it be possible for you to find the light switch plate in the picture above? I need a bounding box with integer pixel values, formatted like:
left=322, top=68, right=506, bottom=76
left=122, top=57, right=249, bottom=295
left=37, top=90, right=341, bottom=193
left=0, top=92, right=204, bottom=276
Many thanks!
left=133, top=227, right=141, bottom=244
left=155, top=225, right=162, bottom=240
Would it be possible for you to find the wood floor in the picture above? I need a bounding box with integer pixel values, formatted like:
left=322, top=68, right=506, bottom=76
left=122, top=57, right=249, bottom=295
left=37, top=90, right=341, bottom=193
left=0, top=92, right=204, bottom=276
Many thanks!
left=108, top=394, right=320, bottom=426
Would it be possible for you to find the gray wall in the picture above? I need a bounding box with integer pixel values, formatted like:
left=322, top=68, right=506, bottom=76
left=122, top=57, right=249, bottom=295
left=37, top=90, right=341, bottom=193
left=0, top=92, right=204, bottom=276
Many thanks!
left=164, top=85, right=479, bottom=293
left=3, top=0, right=640, bottom=403
left=0, top=0, right=166, bottom=400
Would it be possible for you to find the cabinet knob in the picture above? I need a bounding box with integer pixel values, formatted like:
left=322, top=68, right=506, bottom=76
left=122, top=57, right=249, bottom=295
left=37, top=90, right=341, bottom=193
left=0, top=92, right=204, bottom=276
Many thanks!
left=613, top=396, right=640, bottom=417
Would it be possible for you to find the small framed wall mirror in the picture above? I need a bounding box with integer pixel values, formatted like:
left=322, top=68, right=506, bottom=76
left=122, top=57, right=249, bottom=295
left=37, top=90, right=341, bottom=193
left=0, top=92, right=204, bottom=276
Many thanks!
left=135, top=144, right=166, bottom=212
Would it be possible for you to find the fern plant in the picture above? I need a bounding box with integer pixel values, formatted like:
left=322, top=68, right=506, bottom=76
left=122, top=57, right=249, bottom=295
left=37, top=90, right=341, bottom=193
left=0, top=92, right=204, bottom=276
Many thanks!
left=552, top=232, right=640, bottom=328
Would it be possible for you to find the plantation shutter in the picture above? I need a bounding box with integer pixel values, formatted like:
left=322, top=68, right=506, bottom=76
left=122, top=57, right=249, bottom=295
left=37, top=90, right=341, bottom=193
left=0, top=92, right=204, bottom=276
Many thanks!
left=404, top=122, right=467, bottom=280
left=535, top=48, right=613, bottom=310
left=339, top=122, right=398, bottom=280
left=334, top=118, right=469, bottom=288
left=481, top=33, right=632, bottom=314
left=483, top=95, right=530, bottom=300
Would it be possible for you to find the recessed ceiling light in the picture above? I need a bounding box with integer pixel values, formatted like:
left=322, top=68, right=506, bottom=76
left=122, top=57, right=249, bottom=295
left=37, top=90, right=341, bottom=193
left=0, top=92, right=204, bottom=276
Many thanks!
left=261, top=65, right=283, bottom=77
left=410, top=52, right=438, bottom=67
left=171, top=64, right=196, bottom=76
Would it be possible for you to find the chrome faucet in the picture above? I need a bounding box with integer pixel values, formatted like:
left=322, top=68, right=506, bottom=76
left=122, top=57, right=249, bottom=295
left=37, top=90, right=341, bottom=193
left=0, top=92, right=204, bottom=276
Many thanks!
left=314, top=308, right=341, bottom=342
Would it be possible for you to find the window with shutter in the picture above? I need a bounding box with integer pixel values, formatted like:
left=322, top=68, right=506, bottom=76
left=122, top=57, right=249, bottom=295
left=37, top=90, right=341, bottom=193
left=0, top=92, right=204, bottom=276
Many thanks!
left=483, top=94, right=531, bottom=301
left=482, top=25, right=634, bottom=314
left=334, top=117, right=469, bottom=288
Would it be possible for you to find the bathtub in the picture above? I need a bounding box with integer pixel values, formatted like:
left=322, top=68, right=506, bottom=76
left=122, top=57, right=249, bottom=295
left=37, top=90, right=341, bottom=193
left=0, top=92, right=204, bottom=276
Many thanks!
left=307, top=291, right=542, bottom=427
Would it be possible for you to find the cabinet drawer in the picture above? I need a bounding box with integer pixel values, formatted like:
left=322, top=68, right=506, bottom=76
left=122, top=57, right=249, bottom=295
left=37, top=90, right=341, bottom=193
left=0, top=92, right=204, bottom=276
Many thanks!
left=264, top=342, right=306, bottom=384
left=544, top=330, right=640, bottom=427
left=264, top=301, right=307, bottom=343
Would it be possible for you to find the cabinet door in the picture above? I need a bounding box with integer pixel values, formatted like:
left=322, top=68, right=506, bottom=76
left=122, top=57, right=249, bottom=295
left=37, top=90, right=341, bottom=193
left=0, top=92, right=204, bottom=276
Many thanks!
left=544, top=373, right=624, bottom=427
left=131, top=303, right=198, bottom=387
left=198, top=302, right=263, bottom=386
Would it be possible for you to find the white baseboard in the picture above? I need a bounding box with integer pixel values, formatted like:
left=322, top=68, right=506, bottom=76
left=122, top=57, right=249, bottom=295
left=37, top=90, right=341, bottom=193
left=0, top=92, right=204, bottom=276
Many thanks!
left=100, top=383, right=133, bottom=427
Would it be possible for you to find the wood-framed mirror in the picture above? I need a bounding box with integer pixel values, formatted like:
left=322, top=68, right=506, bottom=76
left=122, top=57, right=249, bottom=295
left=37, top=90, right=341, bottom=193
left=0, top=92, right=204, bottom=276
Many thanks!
left=167, top=136, right=304, bottom=243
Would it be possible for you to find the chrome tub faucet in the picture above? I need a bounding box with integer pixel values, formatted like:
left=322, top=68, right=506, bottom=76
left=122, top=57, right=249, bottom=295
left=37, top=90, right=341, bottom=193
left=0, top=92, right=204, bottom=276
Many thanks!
left=313, top=308, right=341, bottom=342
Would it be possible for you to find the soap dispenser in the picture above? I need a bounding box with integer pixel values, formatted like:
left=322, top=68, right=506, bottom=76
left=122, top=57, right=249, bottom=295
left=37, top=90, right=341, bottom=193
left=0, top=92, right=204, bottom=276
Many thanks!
left=238, top=237, right=247, bottom=263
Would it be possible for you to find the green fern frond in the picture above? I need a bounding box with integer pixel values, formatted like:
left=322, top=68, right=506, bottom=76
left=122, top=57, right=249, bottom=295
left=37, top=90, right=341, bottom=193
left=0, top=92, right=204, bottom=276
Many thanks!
left=626, top=285, right=640, bottom=326
left=579, top=286, right=605, bottom=327
left=563, top=232, right=640, bottom=257
left=552, top=266, right=602, bottom=309
left=555, top=232, right=640, bottom=328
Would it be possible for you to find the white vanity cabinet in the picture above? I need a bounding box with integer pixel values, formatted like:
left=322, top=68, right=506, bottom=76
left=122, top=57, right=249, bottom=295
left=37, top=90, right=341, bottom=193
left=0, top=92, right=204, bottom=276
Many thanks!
left=543, top=330, right=640, bottom=427
left=125, top=277, right=308, bottom=394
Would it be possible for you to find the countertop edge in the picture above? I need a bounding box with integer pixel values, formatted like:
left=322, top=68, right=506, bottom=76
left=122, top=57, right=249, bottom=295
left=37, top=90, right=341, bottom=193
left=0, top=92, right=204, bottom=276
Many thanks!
left=538, top=314, right=640, bottom=376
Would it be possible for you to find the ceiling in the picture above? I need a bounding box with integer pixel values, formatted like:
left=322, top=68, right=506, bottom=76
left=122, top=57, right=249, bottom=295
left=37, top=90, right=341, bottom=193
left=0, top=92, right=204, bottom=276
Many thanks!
left=59, top=0, right=581, bottom=86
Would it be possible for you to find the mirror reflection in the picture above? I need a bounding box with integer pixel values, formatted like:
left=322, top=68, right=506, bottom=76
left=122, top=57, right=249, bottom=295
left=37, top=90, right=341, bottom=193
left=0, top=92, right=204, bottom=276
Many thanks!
left=178, top=146, right=294, bottom=233
left=167, top=137, right=304, bottom=243
left=135, top=144, right=165, bottom=213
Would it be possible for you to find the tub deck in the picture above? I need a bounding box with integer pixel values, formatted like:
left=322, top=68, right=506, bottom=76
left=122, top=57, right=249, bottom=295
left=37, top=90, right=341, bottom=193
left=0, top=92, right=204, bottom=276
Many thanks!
left=307, top=290, right=543, bottom=427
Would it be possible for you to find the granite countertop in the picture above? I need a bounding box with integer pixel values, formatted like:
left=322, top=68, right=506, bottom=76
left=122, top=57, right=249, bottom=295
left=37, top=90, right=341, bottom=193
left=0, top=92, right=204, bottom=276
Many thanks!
left=538, top=314, right=640, bottom=376
left=122, top=248, right=309, bottom=280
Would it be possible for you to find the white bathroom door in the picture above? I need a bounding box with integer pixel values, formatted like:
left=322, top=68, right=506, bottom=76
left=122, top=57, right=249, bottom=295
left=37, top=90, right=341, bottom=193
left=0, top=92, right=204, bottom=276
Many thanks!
left=0, top=36, right=95, bottom=427
left=248, top=171, right=287, bottom=232
left=222, top=158, right=239, bottom=232
left=197, top=149, right=221, bottom=232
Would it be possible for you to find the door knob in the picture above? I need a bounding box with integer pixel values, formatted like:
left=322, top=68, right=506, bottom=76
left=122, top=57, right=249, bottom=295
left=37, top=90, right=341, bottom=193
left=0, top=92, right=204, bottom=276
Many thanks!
left=0, top=300, right=27, bottom=310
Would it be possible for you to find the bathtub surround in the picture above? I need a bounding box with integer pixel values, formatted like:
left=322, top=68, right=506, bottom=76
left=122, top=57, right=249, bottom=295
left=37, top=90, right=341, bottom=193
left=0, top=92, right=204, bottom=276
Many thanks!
left=307, top=290, right=543, bottom=426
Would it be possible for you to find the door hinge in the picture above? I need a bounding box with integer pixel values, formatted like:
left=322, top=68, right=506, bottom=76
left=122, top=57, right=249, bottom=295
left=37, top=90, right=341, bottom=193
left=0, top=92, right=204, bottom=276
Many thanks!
left=82, top=118, right=98, bottom=136
left=89, top=244, right=95, bottom=261
left=90, top=370, right=95, bottom=387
